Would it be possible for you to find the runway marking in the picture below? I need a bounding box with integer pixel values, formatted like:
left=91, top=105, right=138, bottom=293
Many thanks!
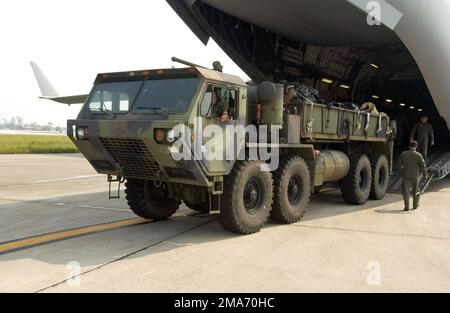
left=0, top=218, right=150, bottom=255
left=53, top=202, right=130, bottom=212
left=0, top=211, right=206, bottom=255
left=31, top=175, right=102, bottom=184
left=35, top=218, right=216, bottom=293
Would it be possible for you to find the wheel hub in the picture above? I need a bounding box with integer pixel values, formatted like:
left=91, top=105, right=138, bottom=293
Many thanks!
left=378, top=167, right=386, bottom=186
left=244, top=179, right=261, bottom=213
left=359, top=170, right=367, bottom=190
left=288, top=175, right=302, bottom=205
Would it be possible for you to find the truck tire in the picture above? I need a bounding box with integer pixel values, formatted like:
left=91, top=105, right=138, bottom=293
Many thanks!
left=271, top=156, right=311, bottom=223
left=339, top=154, right=372, bottom=205
left=219, top=161, right=273, bottom=234
left=369, top=154, right=389, bottom=200
left=125, top=179, right=180, bottom=220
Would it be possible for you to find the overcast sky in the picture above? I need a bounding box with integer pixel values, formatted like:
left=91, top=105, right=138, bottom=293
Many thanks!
left=0, top=0, right=249, bottom=127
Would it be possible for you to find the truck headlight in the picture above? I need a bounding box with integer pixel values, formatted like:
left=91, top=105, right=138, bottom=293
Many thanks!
left=76, top=127, right=88, bottom=140
left=167, top=130, right=176, bottom=143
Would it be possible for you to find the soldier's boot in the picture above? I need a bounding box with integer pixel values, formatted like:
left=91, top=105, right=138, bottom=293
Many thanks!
left=404, top=198, right=410, bottom=211
left=413, top=195, right=420, bottom=210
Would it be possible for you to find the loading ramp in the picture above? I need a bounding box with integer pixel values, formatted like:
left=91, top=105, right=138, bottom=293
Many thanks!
left=388, top=152, right=450, bottom=194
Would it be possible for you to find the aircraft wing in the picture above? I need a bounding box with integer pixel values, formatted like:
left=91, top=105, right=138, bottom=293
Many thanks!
left=39, top=95, right=89, bottom=105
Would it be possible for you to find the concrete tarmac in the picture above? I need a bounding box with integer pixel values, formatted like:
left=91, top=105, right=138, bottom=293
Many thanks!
left=0, top=154, right=449, bottom=292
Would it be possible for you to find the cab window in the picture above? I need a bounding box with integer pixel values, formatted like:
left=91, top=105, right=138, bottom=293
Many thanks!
left=200, top=85, right=213, bottom=117
left=200, top=85, right=238, bottom=119
left=88, top=81, right=141, bottom=114
left=227, top=88, right=239, bottom=118
left=132, top=77, right=199, bottom=115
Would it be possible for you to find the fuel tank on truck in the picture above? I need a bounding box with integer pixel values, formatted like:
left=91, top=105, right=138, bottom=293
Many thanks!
left=314, top=150, right=350, bottom=186
left=257, top=81, right=284, bottom=127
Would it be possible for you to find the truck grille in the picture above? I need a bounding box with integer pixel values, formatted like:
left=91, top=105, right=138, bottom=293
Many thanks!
left=99, top=138, right=161, bottom=179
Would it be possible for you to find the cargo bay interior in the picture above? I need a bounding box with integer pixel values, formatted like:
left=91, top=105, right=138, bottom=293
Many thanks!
left=168, top=0, right=449, bottom=146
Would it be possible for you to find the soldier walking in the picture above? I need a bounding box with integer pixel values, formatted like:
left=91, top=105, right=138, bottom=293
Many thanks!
left=399, top=141, right=427, bottom=211
left=410, top=116, right=434, bottom=162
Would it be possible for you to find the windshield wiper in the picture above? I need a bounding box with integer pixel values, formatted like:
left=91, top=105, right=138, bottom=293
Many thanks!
left=100, top=103, right=116, bottom=118
left=136, top=106, right=167, bottom=117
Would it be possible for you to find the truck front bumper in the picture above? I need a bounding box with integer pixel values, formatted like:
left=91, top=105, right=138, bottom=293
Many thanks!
left=67, top=119, right=210, bottom=187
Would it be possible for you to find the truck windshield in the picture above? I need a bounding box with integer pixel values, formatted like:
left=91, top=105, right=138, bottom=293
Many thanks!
left=87, top=81, right=142, bottom=114
left=132, top=77, right=199, bottom=115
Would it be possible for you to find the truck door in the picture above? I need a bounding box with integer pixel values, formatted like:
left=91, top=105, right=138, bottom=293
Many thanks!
left=197, top=84, right=241, bottom=175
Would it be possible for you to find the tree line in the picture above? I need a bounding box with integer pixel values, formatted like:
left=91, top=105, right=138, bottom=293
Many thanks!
left=0, top=116, right=63, bottom=132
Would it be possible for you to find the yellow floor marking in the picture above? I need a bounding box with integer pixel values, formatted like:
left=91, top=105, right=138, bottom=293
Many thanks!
left=0, top=218, right=149, bottom=254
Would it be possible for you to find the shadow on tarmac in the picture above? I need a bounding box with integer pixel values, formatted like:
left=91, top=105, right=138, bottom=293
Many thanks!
left=0, top=177, right=448, bottom=268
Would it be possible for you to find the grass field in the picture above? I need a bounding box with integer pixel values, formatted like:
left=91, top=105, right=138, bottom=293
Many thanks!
left=0, top=135, right=79, bottom=154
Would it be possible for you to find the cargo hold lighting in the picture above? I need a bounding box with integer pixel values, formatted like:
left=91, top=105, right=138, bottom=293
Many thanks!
left=321, top=78, right=333, bottom=84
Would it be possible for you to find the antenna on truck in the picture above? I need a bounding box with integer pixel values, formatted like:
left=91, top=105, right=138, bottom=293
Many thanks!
left=171, top=57, right=206, bottom=69
left=171, top=57, right=223, bottom=72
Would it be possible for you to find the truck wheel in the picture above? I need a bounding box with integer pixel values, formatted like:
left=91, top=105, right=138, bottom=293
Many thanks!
left=339, top=154, right=372, bottom=205
left=369, top=154, right=389, bottom=200
left=125, top=179, right=180, bottom=220
left=219, top=161, right=273, bottom=234
left=271, top=156, right=311, bottom=223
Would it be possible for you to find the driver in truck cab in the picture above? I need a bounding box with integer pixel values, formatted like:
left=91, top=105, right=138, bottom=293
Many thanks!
left=212, top=88, right=230, bottom=123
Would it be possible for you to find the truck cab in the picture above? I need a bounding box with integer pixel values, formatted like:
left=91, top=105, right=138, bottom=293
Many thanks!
left=70, top=66, right=248, bottom=177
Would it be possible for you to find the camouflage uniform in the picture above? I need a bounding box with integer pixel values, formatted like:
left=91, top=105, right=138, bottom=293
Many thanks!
left=399, top=150, right=427, bottom=210
left=410, top=123, right=434, bottom=161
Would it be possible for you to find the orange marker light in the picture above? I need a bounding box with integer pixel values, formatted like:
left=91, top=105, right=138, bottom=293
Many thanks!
left=154, top=129, right=166, bottom=142
left=156, top=70, right=164, bottom=75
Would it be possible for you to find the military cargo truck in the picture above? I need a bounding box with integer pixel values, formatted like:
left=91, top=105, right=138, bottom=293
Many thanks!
left=65, top=59, right=394, bottom=234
